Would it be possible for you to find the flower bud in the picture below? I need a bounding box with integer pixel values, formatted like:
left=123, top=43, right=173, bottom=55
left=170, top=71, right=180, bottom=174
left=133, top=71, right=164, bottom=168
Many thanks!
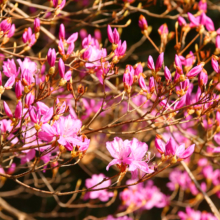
left=34, top=18, right=40, bottom=33
left=138, top=15, right=148, bottom=31
left=164, top=66, right=171, bottom=81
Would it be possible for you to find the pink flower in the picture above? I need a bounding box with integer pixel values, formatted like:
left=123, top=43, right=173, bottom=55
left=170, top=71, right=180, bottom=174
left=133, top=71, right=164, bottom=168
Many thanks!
left=198, top=0, right=207, bottom=12
left=84, top=174, right=113, bottom=202
left=22, top=27, right=36, bottom=47
left=155, top=137, right=195, bottom=161
left=3, top=59, right=20, bottom=78
left=106, top=137, right=153, bottom=176
left=123, top=65, right=134, bottom=92
left=38, top=115, right=88, bottom=151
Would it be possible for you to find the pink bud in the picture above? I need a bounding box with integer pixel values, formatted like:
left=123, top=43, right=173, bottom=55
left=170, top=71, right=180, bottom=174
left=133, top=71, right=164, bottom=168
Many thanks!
left=79, top=29, right=88, bottom=39
left=112, top=28, right=120, bottom=44
left=175, top=55, right=183, bottom=74
left=25, top=92, right=34, bottom=107
left=149, top=76, right=155, bottom=93
left=34, top=18, right=40, bottom=32
left=155, top=138, right=165, bottom=154
left=216, top=35, right=220, bottom=49
left=155, top=52, right=164, bottom=72
left=158, top=23, right=168, bottom=35
left=47, top=48, right=56, bottom=67
left=107, top=25, right=114, bottom=44
left=134, top=63, right=143, bottom=76
left=58, top=58, right=65, bottom=78
left=186, top=64, right=203, bottom=78
left=211, top=57, right=219, bottom=73
left=165, top=137, right=177, bottom=156
left=94, top=29, right=102, bottom=42
left=59, top=23, right=65, bottom=41
left=178, top=16, right=187, bottom=26
left=164, top=66, right=171, bottom=81
left=0, top=18, right=11, bottom=33
left=15, top=81, right=22, bottom=99
left=3, top=101, right=13, bottom=117
left=147, top=55, right=155, bottom=71
left=14, top=100, right=22, bottom=119
left=107, top=25, right=120, bottom=44
left=198, top=0, right=207, bottom=12
left=58, top=40, right=65, bottom=55
left=198, top=69, right=208, bottom=86
left=138, top=15, right=148, bottom=31
left=123, top=65, right=134, bottom=87
left=138, top=75, right=148, bottom=91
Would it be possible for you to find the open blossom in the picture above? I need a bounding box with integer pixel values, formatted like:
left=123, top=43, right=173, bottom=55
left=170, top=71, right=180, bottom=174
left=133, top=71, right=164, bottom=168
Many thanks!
left=178, top=207, right=217, bottom=220
left=120, top=180, right=168, bottom=211
left=38, top=115, right=89, bottom=152
left=155, top=137, right=195, bottom=163
left=106, top=137, right=153, bottom=177
left=84, top=174, right=114, bottom=202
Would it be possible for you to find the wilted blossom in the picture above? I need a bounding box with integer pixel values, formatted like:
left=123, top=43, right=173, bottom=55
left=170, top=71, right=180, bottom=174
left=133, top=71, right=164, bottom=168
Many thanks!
left=84, top=174, right=114, bottom=202
left=106, top=137, right=153, bottom=178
